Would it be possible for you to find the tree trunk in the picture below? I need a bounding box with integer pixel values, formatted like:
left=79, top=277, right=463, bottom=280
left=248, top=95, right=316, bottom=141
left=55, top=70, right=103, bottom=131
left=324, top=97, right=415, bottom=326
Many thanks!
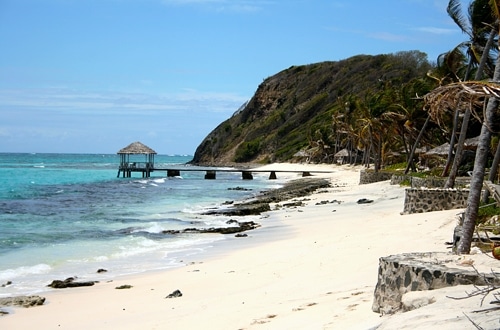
left=490, top=140, right=500, bottom=184
left=482, top=139, right=500, bottom=202
left=445, top=24, right=498, bottom=187
left=445, top=109, right=471, bottom=188
left=475, top=24, right=498, bottom=81
left=404, top=115, right=430, bottom=174
left=442, top=110, right=460, bottom=177
left=457, top=51, right=500, bottom=254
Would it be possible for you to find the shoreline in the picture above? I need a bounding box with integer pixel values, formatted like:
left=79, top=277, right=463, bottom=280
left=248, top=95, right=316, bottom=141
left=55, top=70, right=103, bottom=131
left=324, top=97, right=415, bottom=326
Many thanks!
left=2, top=164, right=498, bottom=329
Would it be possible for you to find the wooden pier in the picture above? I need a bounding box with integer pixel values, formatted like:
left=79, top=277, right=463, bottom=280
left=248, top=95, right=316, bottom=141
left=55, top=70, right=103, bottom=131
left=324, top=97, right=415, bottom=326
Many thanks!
left=117, top=164, right=332, bottom=180
left=164, top=167, right=333, bottom=180
left=116, top=142, right=333, bottom=179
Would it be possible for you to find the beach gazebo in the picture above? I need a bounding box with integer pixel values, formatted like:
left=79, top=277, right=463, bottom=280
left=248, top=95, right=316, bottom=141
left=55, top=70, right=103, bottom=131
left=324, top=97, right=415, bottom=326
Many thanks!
left=117, top=141, right=157, bottom=178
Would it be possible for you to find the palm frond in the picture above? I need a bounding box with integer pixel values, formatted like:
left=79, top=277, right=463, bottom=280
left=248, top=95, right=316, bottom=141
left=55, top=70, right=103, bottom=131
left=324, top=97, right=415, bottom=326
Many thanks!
left=448, top=0, right=472, bottom=36
left=424, top=81, right=500, bottom=126
left=490, top=0, right=500, bottom=20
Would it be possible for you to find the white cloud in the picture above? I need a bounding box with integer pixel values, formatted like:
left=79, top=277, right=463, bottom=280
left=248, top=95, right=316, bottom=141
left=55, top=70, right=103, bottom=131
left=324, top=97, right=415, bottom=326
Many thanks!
left=414, top=26, right=457, bottom=35
left=0, top=87, right=247, bottom=116
left=160, top=0, right=271, bottom=12
left=367, top=32, right=408, bottom=42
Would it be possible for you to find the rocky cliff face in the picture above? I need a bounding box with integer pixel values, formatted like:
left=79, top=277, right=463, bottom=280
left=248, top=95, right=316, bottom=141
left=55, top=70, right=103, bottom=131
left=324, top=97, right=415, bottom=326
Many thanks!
left=190, top=52, right=431, bottom=165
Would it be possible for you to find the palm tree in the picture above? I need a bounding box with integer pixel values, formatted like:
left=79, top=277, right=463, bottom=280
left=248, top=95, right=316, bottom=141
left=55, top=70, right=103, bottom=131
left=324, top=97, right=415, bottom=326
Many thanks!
left=458, top=71, right=500, bottom=254
left=442, top=0, right=497, bottom=188
left=424, top=79, right=500, bottom=254
left=446, top=0, right=495, bottom=80
left=455, top=0, right=500, bottom=255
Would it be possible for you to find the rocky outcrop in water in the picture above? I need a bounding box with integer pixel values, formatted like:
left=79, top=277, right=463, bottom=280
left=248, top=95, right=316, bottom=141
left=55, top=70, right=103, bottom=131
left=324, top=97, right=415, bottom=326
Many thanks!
left=47, top=277, right=96, bottom=289
left=204, top=177, right=331, bottom=216
left=163, top=220, right=260, bottom=235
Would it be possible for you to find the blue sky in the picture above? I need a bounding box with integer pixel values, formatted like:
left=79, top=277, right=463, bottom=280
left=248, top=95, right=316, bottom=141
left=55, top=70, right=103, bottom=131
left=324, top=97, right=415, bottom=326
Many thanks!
left=0, top=0, right=468, bottom=155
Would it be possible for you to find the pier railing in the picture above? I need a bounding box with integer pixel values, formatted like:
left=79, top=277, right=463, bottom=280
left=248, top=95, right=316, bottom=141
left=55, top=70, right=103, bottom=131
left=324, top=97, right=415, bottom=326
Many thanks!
left=119, top=162, right=153, bottom=170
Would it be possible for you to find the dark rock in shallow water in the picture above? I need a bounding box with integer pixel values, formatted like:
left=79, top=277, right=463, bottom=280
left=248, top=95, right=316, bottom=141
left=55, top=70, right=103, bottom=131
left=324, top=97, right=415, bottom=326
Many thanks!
left=97, top=268, right=108, bottom=273
left=228, top=186, right=252, bottom=191
left=0, top=295, right=45, bottom=308
left=164, top=178, right=329, bottom=236
left=165, top=289, right=183, bottom=298
left=48, top=277, right=96, bottom=289
left=163, top=221, right=260, bottom=235
left=202, top=203, right=271, bottom=216
left=202, top=178, right=330, bottom=216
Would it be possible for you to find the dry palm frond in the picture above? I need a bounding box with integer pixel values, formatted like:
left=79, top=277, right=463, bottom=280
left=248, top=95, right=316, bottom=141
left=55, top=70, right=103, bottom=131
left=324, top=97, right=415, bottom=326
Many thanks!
left=424, top=81, right=500, bottom=127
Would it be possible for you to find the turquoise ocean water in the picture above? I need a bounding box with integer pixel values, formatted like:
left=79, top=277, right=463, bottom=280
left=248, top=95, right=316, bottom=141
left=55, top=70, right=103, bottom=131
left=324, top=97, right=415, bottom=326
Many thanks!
left=0, top=153, right=280, bottom=297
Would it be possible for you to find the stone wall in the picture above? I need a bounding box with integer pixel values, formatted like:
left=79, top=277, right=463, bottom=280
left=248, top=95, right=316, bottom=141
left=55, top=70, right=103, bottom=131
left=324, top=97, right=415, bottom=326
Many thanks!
left=372, top=252, right=500, bottom=314
left=401, top=188, right=469, bottom=214
left=390, top=175, right=470, bottom=188
left=360, top=172, right=472, bottom=214
left=359, top=171, right=393, bottom=184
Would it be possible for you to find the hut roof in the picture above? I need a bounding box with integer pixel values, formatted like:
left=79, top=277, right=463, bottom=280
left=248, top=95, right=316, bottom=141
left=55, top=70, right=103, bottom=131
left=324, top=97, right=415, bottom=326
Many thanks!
left=334, top=148, right=349, bottom=157
left=117, top=141, right=157, bottom=155
left=423, top=143, right=449, bottom=157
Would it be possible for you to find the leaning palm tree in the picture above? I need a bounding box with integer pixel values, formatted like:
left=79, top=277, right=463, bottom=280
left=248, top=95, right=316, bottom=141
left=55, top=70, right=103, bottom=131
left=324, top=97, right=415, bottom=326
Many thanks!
left=425, top=77, right=500, bottom=254
left=442, top=0, right=497, bottom=188
left=459, top=65, right=500, bottom=254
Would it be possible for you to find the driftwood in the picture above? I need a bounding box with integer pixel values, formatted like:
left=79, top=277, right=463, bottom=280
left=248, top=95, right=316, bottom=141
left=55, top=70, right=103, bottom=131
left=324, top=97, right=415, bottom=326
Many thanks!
left=446, top=265, right=500, bottom=329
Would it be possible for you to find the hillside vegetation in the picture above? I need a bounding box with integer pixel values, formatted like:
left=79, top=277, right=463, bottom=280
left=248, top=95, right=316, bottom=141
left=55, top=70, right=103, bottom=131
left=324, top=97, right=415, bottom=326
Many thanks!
left=190, top=51, right=452, bottom=166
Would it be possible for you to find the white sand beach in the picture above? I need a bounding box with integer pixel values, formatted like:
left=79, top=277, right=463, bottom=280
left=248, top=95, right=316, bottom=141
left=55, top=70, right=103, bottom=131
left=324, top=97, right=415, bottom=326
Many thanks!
left=1, top=164, right=499, bottom=329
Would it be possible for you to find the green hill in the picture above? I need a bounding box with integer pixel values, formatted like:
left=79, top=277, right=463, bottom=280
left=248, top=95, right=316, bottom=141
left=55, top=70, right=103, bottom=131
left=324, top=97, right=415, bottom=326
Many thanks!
left=190, top=51, right=438, bottom=166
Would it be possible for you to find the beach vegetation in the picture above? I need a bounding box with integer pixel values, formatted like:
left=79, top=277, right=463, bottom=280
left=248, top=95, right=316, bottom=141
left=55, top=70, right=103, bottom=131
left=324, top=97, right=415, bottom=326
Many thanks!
left=477, top=201, right=500, bottom=224
left=234, top=139, right=261, bottom=162
left=190, top=51, right=438, bottom=166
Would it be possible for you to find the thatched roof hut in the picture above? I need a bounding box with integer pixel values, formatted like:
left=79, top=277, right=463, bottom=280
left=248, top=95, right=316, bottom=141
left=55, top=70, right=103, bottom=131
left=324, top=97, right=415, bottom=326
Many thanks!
left=117, top=142, right=157, bottom=177
left=423, top=143, right=450, bottom=158
left=117, top=141, right=157, bottom=155
left=334, top=148, right=351, bottom=164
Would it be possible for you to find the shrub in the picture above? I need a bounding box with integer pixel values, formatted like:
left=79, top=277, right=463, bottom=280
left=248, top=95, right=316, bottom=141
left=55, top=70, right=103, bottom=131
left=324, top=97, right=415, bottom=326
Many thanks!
left=234, top=139, right=261, bottom=162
